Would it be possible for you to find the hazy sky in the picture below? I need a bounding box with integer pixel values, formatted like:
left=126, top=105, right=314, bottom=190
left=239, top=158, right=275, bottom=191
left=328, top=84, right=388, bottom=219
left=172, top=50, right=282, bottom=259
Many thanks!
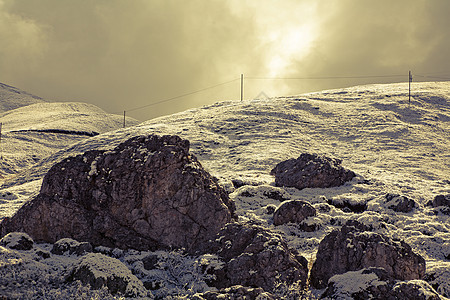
left=1, top=0, right=449, bottom=120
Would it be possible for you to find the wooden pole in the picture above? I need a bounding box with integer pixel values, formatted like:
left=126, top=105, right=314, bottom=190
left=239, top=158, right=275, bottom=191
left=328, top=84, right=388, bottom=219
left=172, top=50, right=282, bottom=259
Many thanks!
left=0, top=122, right=2, bottom=159
left=409, top=71, right=412, bottom=105
left=240, top=74, right=244, bottom=101
left=123, top=111, right=126, bottom=128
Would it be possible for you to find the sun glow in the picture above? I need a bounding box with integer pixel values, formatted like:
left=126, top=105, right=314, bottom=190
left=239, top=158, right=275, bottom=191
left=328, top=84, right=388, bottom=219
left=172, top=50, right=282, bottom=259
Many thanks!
left=267, top=24, right=316, bottom=77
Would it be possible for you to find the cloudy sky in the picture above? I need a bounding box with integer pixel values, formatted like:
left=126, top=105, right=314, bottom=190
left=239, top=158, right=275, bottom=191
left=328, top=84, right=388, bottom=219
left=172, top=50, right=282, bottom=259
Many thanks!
left=1, top=0, right=449, bottom=120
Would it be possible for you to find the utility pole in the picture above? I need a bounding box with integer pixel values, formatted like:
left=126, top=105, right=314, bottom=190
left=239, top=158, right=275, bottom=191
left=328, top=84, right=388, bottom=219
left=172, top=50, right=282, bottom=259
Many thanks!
left=240, top=74, right=244, bottom=101
left=0, top=122, right=2, bottom=159
left=409, top=71, right=413, bottom=105
left=123, top=111, right=126, bottom=128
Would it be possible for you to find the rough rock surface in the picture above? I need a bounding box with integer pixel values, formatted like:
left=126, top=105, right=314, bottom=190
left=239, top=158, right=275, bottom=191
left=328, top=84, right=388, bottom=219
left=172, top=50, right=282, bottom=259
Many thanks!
left=0, top=232, right=34, bottom=250
left=310, top=221, right=426, bottom=289
left=385, top=193, right=417, bottom=213
left=67, top=253, right=149, bottom=297
left=321, top=268, right=442, bottom=300
left=51, top=238, right=93, bottom=255
left=195, top=222, right=308, bottom=293
left=193, top=285, right=275, bottom=300
left=0, top=135, right=234, bottom=251
left=270, top=153, right=356, bottom=190
left=432, top=194, right=450, bottom=208
left=273, top=200, right=316, bottom=226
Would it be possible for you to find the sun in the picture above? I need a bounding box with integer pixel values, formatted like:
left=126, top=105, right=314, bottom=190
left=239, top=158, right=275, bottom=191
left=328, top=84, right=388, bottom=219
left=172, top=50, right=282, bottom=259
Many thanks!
left=267, top=24, right=316, bottom=77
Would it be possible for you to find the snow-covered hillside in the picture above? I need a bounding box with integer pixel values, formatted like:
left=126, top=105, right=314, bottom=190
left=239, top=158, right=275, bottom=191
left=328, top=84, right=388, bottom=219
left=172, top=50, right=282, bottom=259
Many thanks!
left=0, top=81, right=449, bottom=298
left=0, top=83, right=139, bottom=184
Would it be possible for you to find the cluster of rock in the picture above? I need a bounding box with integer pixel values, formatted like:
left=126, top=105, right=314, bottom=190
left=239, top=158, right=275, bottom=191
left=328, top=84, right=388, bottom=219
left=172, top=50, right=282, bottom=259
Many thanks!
left=0, top=135, right=447, bottom=298
left=1, top=135, right=234, bottom=251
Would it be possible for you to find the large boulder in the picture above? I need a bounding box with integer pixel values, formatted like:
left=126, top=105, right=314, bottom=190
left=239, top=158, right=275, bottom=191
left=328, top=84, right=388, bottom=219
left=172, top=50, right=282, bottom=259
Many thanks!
left=310, top=221, right=426, bottom=289
left=271, top=153, right=356, bottom=190
left=0, top=232, right=34, bottom=250
left=195, top=222, right=308, bottom=293
left=432, top=194, right=450, bottom=208
left=0, top=135, right=234, bottom=251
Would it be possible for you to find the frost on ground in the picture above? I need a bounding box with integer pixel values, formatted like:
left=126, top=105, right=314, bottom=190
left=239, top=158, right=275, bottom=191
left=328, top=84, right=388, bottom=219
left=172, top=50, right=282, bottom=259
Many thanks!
left=0, top=81, right=449, bottom=298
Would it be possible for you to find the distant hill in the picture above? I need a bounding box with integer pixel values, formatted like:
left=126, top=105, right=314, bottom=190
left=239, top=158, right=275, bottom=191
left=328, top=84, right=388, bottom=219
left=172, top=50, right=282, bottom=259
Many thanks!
left=0, top=82, right=45, bottom=113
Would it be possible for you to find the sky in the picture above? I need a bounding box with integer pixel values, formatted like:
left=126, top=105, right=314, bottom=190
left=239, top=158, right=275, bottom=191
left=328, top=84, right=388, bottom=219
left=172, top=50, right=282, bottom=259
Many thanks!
left=1, top=0, right=449, bottom=121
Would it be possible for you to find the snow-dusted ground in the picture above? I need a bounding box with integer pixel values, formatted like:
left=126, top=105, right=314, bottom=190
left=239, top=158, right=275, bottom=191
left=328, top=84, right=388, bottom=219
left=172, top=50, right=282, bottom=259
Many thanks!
left=0, top=81, right=449, bottom=298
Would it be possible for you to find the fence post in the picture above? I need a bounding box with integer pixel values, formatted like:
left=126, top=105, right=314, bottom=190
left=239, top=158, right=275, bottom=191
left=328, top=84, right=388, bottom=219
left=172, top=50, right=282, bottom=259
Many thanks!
left=409, top=71, right=412, bottom=105
left=0, top=122, right=2, bottom=159
left=123, top=111, right=126, bottom=128
left=240, top=74, right=244, bottom=101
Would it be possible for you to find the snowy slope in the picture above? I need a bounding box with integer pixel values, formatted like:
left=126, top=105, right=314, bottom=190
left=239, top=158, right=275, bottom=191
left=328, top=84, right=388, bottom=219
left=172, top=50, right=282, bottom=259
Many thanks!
left=0, top=83, right=139, bottom=182
left=0, top=81, right=449, bottom=298
left=0, top=82, right=45, bottom=113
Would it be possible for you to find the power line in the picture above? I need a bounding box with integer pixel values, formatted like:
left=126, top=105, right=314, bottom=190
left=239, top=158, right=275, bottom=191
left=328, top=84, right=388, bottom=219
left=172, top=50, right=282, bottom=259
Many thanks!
left=246, top=74, right=405, bottom=80
left=125, top=78, right=240, bottom=113
left=415, top=74, right=450, bottom=81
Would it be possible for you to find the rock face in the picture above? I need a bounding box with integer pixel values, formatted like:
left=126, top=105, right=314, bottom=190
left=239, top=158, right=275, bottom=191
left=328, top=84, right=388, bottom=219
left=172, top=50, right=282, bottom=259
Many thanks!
left=271, top=153, right=356, bottom=190
left=195, top=222, right=308, bottom=293
left=67, top=253, right=149, bottom=297
left=273, top=200, right=316, bottom=226
left=321, top=268, right=442, bottom=300
left=310, top=221, right=426, bottom=289
left=0, top=135, right=234, bottom=251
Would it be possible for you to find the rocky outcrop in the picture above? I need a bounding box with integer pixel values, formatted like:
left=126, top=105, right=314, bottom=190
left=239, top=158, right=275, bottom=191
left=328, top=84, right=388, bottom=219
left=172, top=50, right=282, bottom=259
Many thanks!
left=271, top=153, right=356, bottom=190
left=67, top=253, right=149, bottom=298
left=385, top=193, right=417, bottom=213
left=0, top=232, right=34, bottom=250
left=195, top=222, right=308, bottom=293
left=321, top=268, right=442, bottom=300
left=273, top=200, right=316, bottom=226
left=310, top=221, right=426, bottom=289
left=0, top=135, right=234, bottom=251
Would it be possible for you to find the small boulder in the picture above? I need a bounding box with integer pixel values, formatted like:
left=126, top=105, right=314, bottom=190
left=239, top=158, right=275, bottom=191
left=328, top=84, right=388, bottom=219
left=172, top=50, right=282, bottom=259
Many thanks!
left=67, top=252, right=149, bottom=298
left=273, top=200, right=316, bottom=226
left=0, top=232, right=34, bottom=250
left=271, top=153, right=355, bottom=190
left=51, top=238, right=93, bottom=255
left=195, top=222, right=308, bottom=293
left=321, top=268, right=442, bottom=300
left=310, top=221, right=426, bottom=289
left=432, top=194, right=450, bottom=208
left=385, top=193, right=417, bottom=213
left=1, top=135, right=234, bottom=251
left=193, top=285, right=275, bottom=300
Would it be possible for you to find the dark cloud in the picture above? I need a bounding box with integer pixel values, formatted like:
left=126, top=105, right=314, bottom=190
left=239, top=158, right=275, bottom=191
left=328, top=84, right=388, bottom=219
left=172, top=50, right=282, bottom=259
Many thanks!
left=1, top=0, right=448, bottom=120
left=284, top=0, right=450, bottom=93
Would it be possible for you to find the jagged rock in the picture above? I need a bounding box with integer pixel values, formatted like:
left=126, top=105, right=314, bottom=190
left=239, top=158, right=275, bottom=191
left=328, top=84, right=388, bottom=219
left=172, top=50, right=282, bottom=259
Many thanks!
left=51, top=238, right=93, bottom=255
left=195, top=222, right=308, bottom=293
left=1, top=135, right=234, bottom=251
left=193, top=285, right=275, bottom=300
left=273, top=200, right=316, bottom=226
left=432, top=194, right=450, bottom=208
left=270, top=153, right=355, bottom=190
left=67, top=253, right=149, bottom=298
left=310, top=221, right=426, bottom=289
left=385, top=193, right=417, bottom=213
left=321, top=268, right=442, bottom=300
left=0, top=232, right=34, bottom=250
